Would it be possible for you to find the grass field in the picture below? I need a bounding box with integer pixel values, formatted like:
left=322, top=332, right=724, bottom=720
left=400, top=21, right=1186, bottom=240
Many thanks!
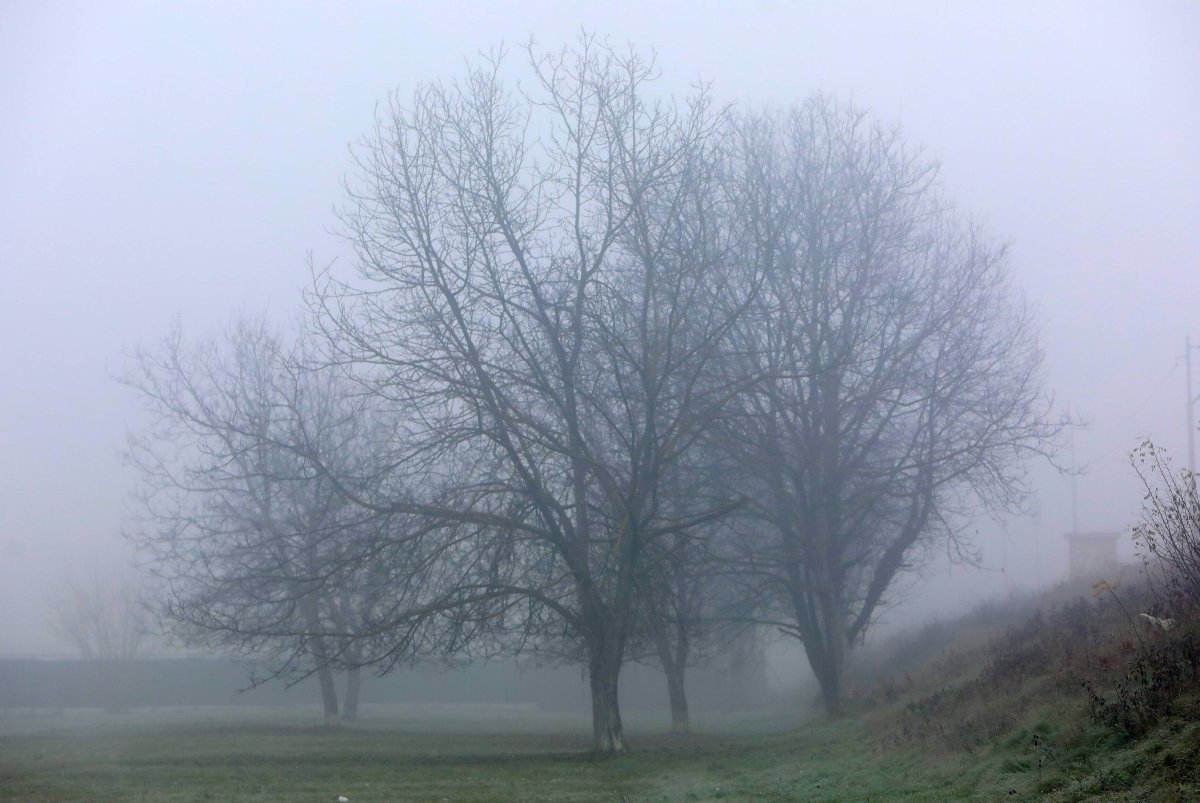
left=7, top=580, right=1200, bottom=801
left=0, top=701, right=1017, bottom=802
left=8, top=697, right=1178, bottom=802
left=3, top=697, right=1198, bottom=801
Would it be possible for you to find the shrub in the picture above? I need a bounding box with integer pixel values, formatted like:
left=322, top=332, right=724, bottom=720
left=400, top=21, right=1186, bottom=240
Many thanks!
left=1131, top=440, right=1200, bottom=613
left=1083, top=630, right=1200, bottom=736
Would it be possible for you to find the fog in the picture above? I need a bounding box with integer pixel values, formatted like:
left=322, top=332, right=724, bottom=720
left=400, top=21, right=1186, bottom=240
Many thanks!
left=1, top=0, right=1197, bottom=689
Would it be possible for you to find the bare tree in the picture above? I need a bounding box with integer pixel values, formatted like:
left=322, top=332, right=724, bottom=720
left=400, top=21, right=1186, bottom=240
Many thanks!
left=632, top=533, right=726, bottom=734
left=123, top=318, right=447, bottom=725
left=638, top=536, right=703, bottom=733
left=48, top=563, right=146, bottom=661
left=318, top=37, right=744, bottom=751
left=719, top=98, right=1061, bottom=713
left=626, top=452, right=750, bottom=734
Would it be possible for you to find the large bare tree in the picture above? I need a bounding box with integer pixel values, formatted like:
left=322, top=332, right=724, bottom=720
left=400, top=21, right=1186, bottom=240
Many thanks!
left=719, top=97, right=1060, bottom=713
left=318, top=37, right=745, bottom=751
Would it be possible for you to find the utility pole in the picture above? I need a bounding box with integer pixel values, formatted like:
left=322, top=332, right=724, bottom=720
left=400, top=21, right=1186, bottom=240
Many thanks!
left=1188, top=336, right=1198, bottom=475
left=1070, top=424, right=1079, bottom=533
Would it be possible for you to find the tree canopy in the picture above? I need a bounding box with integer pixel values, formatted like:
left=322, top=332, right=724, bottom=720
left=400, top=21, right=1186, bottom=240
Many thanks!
left=125, top=37, right=1059, bottom=750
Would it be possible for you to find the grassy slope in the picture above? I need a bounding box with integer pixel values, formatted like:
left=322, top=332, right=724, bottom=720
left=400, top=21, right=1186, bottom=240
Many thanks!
left=4, top=580, right=1200, bottom=801
left=849, top=576, right=1200, bottom=802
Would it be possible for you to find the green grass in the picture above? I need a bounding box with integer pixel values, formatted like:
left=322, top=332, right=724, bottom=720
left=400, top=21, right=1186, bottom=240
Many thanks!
left=0, top=703, right=1025, bottom=802
left=4, top=696, right=1199, bottom=800
left=7, top=582, right=1200, bottom=800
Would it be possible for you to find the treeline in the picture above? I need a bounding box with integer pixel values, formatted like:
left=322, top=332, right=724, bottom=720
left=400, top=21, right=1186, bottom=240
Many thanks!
left=120, top=35, right=1058, bottom=752
left=0, top=656, right=769, bottom=716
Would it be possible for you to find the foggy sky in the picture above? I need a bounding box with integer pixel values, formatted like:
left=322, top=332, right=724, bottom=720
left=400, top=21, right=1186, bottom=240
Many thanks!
left=1, top=0, right=1197, bottom=655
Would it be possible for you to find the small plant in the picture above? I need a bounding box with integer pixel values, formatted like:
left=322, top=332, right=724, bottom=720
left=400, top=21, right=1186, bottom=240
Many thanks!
left=1091, top=580, right=1149, bottom=659
left=1032, top=731, right=1057, bottom=782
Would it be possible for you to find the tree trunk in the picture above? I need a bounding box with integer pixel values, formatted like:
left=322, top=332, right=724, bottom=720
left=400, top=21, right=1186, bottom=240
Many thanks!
left=342, top=666, right=361, bottom=722
left=299, top=598, right=340, bottom=726
left=587, top=635, right=628, bottom=753
left=665, top=663, right=689, bottom=733
left=315, top=660, right=340, bottom=726
left=805, top=611, right=847, bottom=715
left=655, top=631, right=690, bottom=733
left=816, top=660, right=843, bottom=714
left=790, top=569, right=849, bottom=716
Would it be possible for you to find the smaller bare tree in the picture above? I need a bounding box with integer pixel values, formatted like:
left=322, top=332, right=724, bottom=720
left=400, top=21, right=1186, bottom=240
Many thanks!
left=48, top=563, right=146, bottom=660
left=123, top=318, right=455, bottom=725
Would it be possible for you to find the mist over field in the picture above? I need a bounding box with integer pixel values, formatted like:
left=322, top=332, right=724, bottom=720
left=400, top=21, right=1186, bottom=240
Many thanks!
left=1, top=2, right=1198, bottom=796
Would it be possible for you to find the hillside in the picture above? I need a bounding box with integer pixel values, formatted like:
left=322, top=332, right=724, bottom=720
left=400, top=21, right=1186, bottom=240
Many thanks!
left=836, top=569, right=1200, bottom=800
